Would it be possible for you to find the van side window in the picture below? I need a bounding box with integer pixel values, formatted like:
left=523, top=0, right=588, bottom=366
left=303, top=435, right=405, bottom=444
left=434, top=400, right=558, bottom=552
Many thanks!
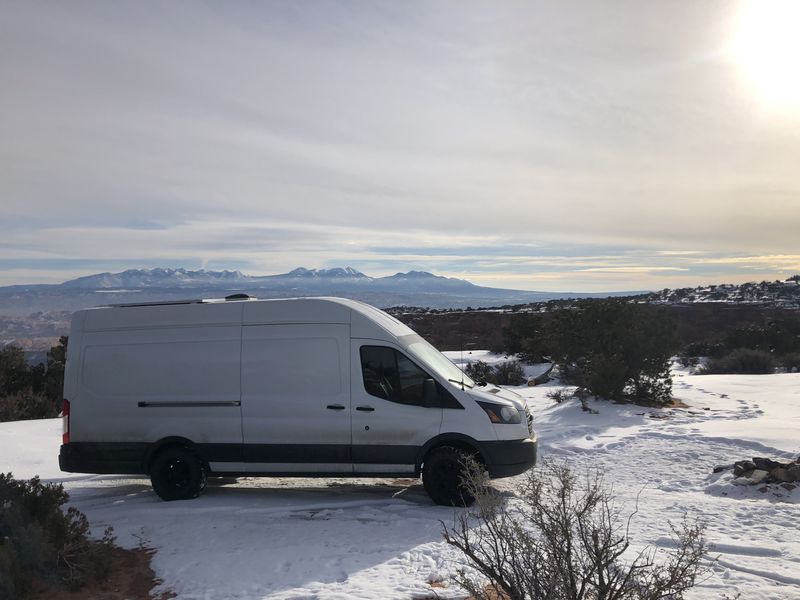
left=359, top=346, right=462, bottom=409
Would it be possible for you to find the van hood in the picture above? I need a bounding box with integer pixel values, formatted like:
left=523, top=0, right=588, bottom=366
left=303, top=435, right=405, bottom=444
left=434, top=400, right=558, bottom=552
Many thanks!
left=467, top=386, right=526, bottom=411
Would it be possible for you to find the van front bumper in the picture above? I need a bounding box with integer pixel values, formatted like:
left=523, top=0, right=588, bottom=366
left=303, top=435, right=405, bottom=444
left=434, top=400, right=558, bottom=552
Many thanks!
left=482, top=437, right=538, bottom=478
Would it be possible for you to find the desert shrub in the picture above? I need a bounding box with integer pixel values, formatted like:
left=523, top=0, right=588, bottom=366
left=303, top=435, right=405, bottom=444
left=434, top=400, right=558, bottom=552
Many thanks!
left=702, top=348, right=776, bottom=374
left=545, top=387, right=573, bottom=404
left=0, top=473, right=115, bottom=598
left=724, top=318, right=800, bottom=357
left=0, top=338, right=66, bottom=422
left=494, top=361, right=526, bottom=386
left=502, top=313, right=549, bottom=363
left=464, top=360, right=527, bottom=386
left=678, top=341, right=726, bottom=367
left=464, top=360, right=497, bottom=384
left=443, top=460, right=708, bottom=600
left=0, top=347, right=32, bottom=397
left=36, top=336, right=68, bottom=411
left=0, top=391, right=58, bottom=422
left=780, top=352, right=800, bottom=372
left=543, top=300, right=676, bottom=404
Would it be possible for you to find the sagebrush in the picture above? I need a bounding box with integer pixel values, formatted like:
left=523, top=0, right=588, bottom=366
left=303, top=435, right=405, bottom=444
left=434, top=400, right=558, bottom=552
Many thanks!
left=443, top=460, right=708, bottom=600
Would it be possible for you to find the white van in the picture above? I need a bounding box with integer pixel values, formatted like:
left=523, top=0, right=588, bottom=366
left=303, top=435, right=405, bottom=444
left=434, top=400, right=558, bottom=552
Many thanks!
left=59, top=296, right=537, bottom=505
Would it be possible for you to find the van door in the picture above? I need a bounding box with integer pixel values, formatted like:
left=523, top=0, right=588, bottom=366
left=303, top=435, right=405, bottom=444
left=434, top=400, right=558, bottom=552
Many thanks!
left=350, top=341, right=444, bottom=474
left=241, top=324, right=352, bottom=473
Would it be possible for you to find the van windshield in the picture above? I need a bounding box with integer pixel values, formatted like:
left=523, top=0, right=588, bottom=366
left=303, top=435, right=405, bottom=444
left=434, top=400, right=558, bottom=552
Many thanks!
left=399, top=334, right=476, bottom=389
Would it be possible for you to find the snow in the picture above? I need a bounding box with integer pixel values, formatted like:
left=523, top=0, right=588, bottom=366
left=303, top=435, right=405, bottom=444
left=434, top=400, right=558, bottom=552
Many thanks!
left=2, top=367, right=800, bottom=599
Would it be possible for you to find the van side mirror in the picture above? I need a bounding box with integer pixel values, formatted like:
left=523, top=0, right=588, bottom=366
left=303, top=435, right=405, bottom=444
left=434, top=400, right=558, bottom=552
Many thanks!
left=422, top=378, right=438, bottom=407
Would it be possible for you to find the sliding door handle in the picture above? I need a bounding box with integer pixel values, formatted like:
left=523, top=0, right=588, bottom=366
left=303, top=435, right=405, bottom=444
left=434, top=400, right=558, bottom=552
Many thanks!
left=326, top=404, right=346, bottom=411
left=356, top=406, right=375, bottom=412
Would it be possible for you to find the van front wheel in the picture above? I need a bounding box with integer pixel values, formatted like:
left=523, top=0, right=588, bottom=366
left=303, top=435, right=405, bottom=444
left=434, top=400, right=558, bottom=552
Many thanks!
left=422, top=446, right=475, bottom=507
left=150, top=447, right=206, bottom=501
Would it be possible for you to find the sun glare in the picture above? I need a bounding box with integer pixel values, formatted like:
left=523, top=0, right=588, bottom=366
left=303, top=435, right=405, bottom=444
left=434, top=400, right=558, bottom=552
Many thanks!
left=732, top=0, right=800, bottom=108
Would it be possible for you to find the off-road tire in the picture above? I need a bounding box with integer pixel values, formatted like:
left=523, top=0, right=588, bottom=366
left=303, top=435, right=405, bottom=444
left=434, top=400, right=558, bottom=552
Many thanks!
left=422, top=446, right=476, bottom=506
left=150, top=446, right=206, bottom=501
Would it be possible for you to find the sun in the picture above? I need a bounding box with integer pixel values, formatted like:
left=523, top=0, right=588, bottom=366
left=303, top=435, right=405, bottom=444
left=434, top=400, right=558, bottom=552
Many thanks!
left=731, top=0, right=800, bottom=108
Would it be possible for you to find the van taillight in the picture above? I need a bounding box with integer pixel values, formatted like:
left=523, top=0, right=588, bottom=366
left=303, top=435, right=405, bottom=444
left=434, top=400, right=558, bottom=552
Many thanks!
left=61, top=399, right=70, bottom=445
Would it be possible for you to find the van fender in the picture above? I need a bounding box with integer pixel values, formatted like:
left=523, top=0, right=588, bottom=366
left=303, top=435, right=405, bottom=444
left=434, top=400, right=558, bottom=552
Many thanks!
left=144, top=437, right=197, bottom=473
left=415, top=433, right=487, bottom=476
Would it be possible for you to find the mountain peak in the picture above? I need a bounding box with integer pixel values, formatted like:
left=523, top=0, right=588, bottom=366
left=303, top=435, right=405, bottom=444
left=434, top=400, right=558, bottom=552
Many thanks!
left=285, top=267, right=368, bottom=279
left=387, top=270, right=439, bottom=279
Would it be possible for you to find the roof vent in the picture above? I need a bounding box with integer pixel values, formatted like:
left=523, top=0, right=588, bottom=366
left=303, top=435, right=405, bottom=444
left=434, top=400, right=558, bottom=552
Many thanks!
left=225, top=293, right=255, bottom=301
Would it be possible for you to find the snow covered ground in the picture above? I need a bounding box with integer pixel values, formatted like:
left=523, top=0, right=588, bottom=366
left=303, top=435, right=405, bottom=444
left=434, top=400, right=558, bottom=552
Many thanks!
left=1, top=361, right=799, bottom=599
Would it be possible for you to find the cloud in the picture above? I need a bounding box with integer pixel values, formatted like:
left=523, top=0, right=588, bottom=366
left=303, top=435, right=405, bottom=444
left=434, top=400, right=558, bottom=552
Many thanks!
left=0, top=2, right=799, bottom=291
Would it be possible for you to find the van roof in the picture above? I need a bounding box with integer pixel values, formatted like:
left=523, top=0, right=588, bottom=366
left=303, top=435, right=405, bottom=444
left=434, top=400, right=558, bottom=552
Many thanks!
left=78, top=296, right=414, bottom=340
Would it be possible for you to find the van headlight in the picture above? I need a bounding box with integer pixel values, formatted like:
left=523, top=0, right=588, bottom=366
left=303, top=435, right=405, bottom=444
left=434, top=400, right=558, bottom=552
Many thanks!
left=477, top=401, right=522, bottom=424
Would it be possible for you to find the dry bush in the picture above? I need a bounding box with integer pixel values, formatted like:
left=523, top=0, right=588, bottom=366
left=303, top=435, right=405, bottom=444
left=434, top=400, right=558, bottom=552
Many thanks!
left=442, top=460, right=708, bottom=600
left=545, top=388, right=573, bottom=404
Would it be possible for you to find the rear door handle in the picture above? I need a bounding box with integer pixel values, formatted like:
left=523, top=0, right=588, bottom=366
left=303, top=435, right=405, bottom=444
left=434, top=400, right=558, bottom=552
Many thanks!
left=326, top=404, right=346, bottom=410
left=356, top=406, right=375, bottom=412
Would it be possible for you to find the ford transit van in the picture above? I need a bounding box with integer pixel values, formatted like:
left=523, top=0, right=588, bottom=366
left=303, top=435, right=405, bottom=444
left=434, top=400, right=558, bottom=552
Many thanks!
left=59, top=296, right=537, bottom=505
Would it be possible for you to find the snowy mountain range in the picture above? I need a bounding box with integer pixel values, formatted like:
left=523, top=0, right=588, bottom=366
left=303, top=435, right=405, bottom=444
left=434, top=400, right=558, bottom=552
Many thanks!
left=0, top=266, right=627, bottom=316
left=58, top=266, right=446, bottom=289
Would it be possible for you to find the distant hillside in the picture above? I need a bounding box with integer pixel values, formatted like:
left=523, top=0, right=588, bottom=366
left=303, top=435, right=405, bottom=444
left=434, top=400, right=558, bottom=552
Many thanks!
left=642, top=277, right=800, bottom=309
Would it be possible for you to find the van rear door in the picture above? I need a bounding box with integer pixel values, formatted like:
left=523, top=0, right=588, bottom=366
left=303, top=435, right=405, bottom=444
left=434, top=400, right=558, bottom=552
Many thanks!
left=241, top=324, right=352, bottom=473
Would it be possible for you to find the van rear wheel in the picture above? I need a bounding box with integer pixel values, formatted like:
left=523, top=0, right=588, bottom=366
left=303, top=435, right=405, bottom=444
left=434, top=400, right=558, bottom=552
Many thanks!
left=150, top=447, right=206, bottom=501
left=422, top=446, right=476, bottom=507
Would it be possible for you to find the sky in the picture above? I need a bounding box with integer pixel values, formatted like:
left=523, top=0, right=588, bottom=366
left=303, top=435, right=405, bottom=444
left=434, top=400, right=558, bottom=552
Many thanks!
left=1, top=1, right=799, bottom=292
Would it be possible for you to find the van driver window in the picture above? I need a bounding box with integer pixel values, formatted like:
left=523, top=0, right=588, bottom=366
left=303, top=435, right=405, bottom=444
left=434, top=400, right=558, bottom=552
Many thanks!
left=360, top=346, right=430, bottom=406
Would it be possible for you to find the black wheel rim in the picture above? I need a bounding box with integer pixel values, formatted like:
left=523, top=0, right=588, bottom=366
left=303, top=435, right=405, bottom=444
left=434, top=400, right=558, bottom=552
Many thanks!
left=166, top=458, right=191, bottom=490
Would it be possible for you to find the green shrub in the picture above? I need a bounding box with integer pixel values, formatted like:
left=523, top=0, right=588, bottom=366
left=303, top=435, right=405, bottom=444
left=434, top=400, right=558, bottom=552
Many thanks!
left=494, top=360, right=526, bottom=385
left=0, top=347, right=32, bottom=397
left=680, top=341, right=726, bottom=361
left=502, top=313, right=549, bottom=363
left=464, top=360, right=527, bottom=386
left=0, top=391, right=58, bottom=422
left=0, top=337, right=66, bottom=422
left=702, top=348, right=776, bottom=374
left=543, top=300, right=676, bottom=404
left=0, top=473, right=115, bottom=598
left=464, top=360, right=496, bottom=384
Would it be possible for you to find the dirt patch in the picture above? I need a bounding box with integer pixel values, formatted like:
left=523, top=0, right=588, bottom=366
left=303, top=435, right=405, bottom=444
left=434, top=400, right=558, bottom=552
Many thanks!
left=391, top=478, right=419, bottom=487
left=30, top=544, right=173, bottom=600
left=467, top=585, right=508, bottom=599
left=623, top=397, right=689, bottom=409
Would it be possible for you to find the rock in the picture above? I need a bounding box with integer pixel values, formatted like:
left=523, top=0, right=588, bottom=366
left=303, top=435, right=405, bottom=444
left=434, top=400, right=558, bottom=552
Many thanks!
left=758, top=486, right=769, bottom=493
left=749, top=469, right=769, bottom=484
left=713, top=464, right=731, bottom=474
left=753, top=457, right=783, bottom=471
left=780, top=483, right=797, bottom=491
left=734, top=460, right=756, bottom=477
left=787, top=466, right=800, bottom=482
